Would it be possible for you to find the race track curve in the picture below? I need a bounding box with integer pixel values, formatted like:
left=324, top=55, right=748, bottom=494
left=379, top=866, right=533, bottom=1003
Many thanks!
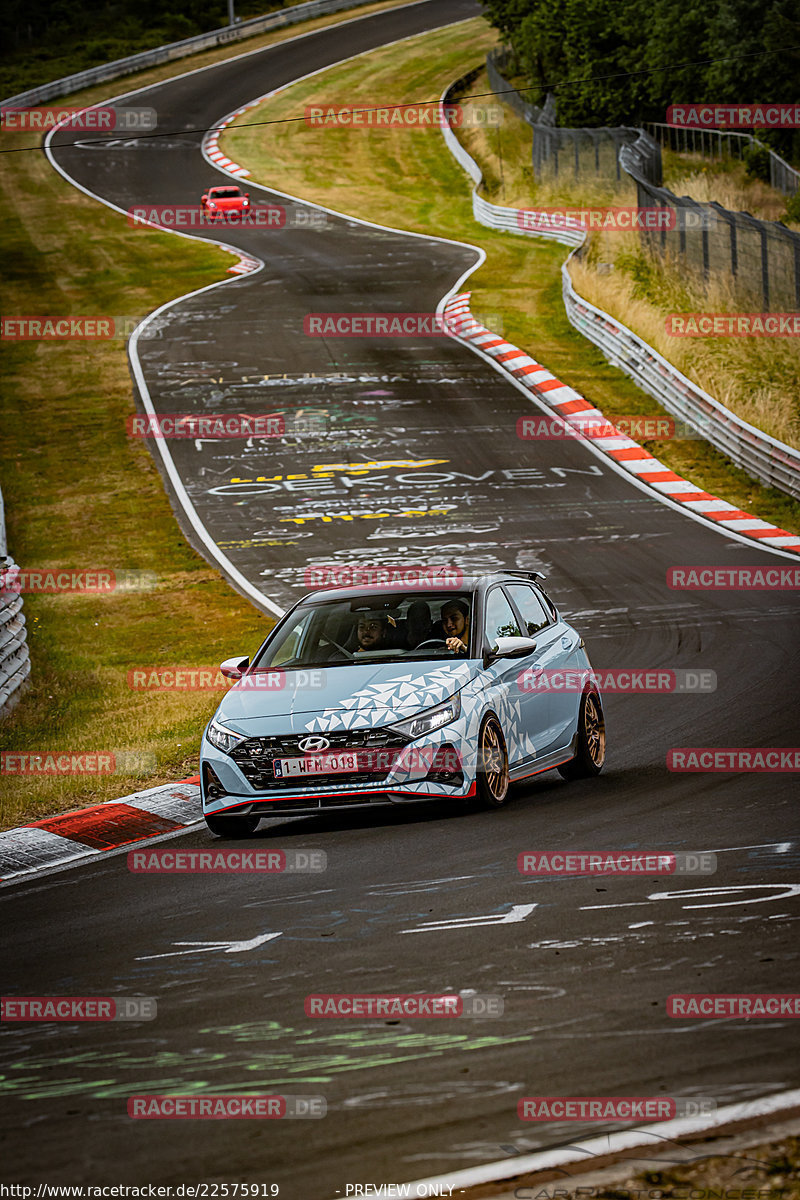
left=3, top=2, right=799, bottom=1194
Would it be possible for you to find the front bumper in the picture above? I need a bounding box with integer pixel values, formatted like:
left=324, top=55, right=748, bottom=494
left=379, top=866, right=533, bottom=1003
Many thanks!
left=201, top=721, right=473, bottom=817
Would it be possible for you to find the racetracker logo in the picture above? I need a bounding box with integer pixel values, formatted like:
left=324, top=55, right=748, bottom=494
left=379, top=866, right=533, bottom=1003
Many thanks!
left=128, top=849, right=326, bottom=873
left=517, top=852, right=717, bottom=876
left=516, top=207, right=679, bottom=232
left=1, top=106, right=156, bottom=131
left=666, top=104, right=800, bottom=128
left=127, top=1094, right=326, bottom=1119
left=517, top=668, right=716, bottom=693
left=304, top=103, right=503, bottom=128
left=0, top=751, right=155, bottom=775
left=126, top=413, right=285, bottom=438
left=0, top=567, right=115, bottom=593
left=666, top=314, right=800, bottom=336
left=1, top=996, right=156, bottom=1021
left=517, top=416, right=699, bottom=441
left=668, top=566, right=800, bottom=589
left=667, top=748, right=800, bottom=771
left=303, top=313, right=457, bottom=337
left=127, top=205, right=286, bottom=229
left=305, top=564, right=463, bottom=588
left=127, top=668, right=325, bottom=691
left=517, top=1097, right=715, bottom=1120
left=1, top=316, right=117, bottom=340
left=304, top=994, right=503, bottom=1017
left=668, top=994, right=800, bottom=1017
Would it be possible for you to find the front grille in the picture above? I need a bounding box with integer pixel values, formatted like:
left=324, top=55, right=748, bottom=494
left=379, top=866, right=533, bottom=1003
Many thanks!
left=230, top=727, right=411, bottom=790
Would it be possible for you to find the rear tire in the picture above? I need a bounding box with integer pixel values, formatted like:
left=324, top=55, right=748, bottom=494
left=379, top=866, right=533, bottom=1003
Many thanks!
left=204, top=813, right=260, bottom=837
left=476, top=716, right=510, bottom=808
left=558, top=691, right=605, bottom=779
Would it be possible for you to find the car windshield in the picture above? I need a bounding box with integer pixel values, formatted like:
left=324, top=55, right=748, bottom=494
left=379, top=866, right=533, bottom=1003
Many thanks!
left=210, top=188, right=242, bottom=198
left=252, top=592, right=475, bottom=671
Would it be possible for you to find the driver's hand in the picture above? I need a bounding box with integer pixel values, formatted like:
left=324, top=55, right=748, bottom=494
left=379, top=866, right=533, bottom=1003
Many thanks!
left=446, top=637, right=466, bottom=653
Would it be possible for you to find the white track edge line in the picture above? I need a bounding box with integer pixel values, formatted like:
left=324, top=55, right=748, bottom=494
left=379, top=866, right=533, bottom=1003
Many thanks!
left=378, top=1088, right=800, bottom=1197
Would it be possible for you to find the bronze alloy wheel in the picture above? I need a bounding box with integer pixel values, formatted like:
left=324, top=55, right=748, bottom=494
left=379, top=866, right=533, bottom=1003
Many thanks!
left=584, top=692, right=606, bottom=768
left=558, top=690, right=606, bottom=780
left=477, top=716, right=510, bottom=808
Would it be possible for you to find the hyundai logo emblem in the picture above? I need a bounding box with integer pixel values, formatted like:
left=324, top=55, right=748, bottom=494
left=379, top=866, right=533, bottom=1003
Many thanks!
left=298, top=735, right=331, bottom=753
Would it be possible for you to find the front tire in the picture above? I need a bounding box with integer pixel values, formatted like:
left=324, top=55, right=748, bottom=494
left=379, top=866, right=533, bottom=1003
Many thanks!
left=476, top=716, right=510, bottom=808
left=204, top=813, right=261, bottom=837
left=558, top=690, right=605, bottom=779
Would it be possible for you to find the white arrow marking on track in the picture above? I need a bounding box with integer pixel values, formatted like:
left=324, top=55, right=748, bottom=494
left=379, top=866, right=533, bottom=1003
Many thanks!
left=400, top=904, right=536, bottom=933
left=137, top=932, right=282, bottom=959
left=582, top=884, right=800, bottom=911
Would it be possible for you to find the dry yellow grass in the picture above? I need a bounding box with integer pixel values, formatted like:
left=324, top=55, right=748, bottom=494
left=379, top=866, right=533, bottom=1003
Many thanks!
left=571, top=232, right=800, bottom=449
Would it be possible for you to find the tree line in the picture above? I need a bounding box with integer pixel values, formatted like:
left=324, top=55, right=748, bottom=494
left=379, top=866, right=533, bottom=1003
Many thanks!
left=482, top=0, right=799, bottom=158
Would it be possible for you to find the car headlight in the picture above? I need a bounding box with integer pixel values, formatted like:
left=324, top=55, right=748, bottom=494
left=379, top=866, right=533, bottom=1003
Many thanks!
left=206, top=719, right=244, bottom=754
left=388, top=693, right=461, bottom=740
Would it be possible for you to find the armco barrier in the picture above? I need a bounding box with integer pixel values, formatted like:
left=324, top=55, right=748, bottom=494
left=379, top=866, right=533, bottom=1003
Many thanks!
left=0, top=488, right=31, bottom=717
left=439, top=79, right=800, bottom=501
left=1, top=0, right=380, bottom=109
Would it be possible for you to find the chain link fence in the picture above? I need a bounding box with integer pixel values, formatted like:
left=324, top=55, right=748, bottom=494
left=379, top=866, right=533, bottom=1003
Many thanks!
left=487, top=49, right=800, bottom=310
left=646, top=123, right=800, bottom=197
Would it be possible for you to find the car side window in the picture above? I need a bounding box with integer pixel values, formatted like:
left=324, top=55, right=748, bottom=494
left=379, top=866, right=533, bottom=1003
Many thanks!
left=265, top=613, right=310, bottom=666
left=484, top=588, right=522, bottom=644
left=505, top=584, right=551, bottom=635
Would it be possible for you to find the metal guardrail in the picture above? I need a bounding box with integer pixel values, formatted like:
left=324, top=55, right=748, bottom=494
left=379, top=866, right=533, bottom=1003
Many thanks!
left=1, top=0, right=380, bottom=108
left=439, top=78, right=800, bottom=501
left=0, top=488, right=31, bottom=717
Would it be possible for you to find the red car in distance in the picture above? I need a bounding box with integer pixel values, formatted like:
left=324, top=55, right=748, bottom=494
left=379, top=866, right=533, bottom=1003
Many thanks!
left=200, top=184, right=251, bottom=221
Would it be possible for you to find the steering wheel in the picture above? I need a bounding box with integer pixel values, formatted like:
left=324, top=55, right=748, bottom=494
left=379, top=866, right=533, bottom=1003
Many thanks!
left=412, top=639, right=448, bottom=650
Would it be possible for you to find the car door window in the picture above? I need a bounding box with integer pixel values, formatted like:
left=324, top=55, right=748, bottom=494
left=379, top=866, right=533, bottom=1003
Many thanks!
left=505, top=584, right=551, bottom=636
left=484, top=589, right=521, bottom=644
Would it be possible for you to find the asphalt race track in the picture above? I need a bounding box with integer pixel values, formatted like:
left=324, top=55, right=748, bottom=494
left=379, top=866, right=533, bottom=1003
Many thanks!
left=3, top=0, right=799, bottom=1193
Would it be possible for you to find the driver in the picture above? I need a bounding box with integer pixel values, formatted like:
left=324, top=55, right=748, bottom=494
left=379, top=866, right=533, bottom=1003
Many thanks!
left=441, top=599, right=470, bottom=654
left=355, top=612, right=391, bottom=652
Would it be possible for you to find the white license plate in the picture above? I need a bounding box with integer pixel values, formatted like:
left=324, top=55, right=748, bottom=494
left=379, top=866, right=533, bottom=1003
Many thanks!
left=274, top=752, right=359, bottom=778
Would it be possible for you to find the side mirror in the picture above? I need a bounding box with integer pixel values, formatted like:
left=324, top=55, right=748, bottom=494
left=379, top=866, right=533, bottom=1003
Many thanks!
left=483, top=636, right=538, bottom=667
left=220, top=655, right=250, bottom=680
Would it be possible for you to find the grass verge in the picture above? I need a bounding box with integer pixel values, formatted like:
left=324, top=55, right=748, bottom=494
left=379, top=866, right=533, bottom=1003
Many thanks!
left=595, top=1133, right=799, bottom=1200
left=221, top=20, right=800, bottom=535
left=0, top=0, right=413, bottom=830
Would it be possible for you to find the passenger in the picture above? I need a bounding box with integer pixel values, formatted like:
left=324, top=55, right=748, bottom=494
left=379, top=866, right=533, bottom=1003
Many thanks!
left=441, top=599, right=470, bottom=654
